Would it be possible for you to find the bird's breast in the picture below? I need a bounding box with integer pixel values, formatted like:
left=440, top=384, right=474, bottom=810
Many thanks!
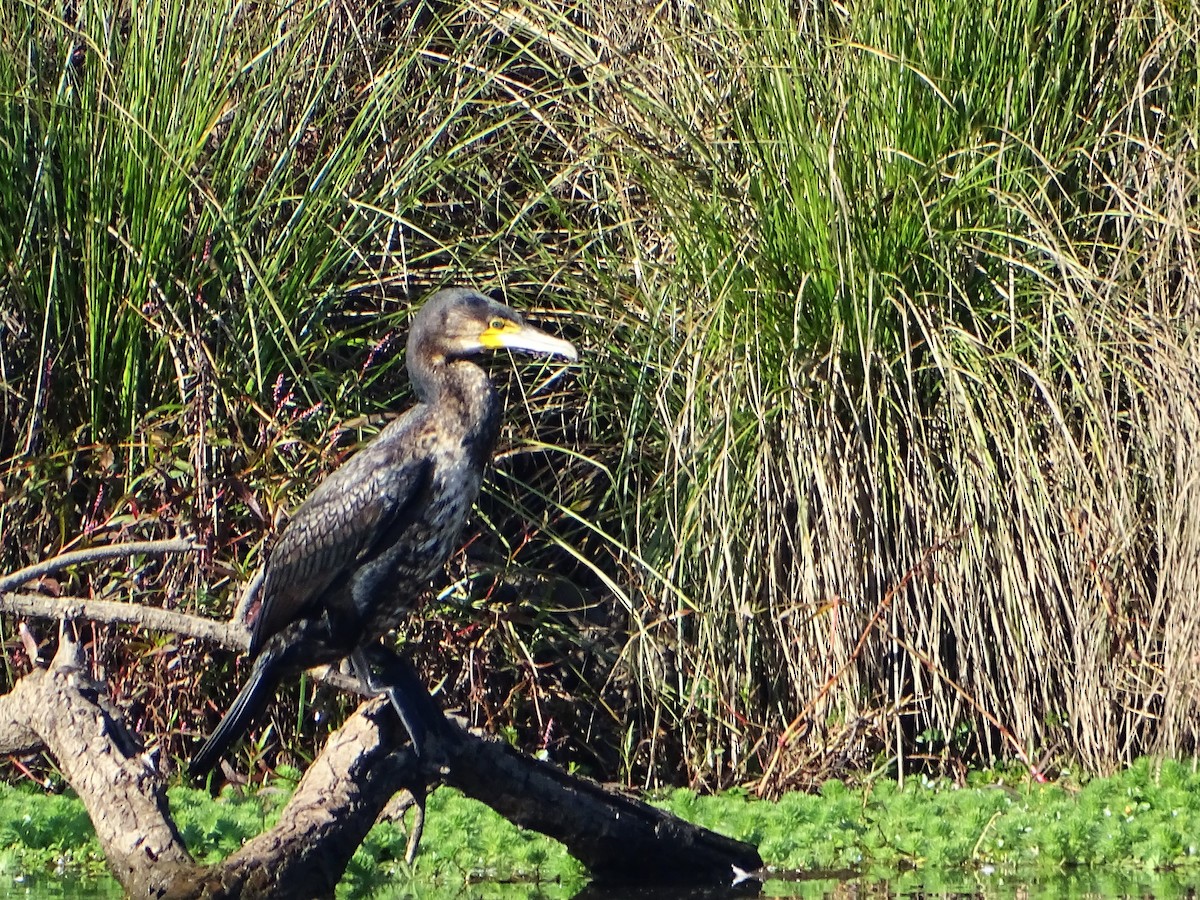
left=346, top=430, right=491, bottom=641
left=405, top=455, right=484, bottom=576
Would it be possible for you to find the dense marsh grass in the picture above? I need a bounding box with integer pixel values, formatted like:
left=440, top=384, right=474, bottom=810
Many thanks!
left=2, top=0, right=1200, bottom=793
left=589, top=0, right=1200, bottom=787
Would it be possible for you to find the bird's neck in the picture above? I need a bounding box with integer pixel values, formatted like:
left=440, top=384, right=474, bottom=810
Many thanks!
left=414, top=359, right=501, bottom=447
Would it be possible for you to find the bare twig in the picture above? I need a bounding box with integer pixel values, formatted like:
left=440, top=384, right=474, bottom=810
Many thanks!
left=0, top=536, right=241, bottom=646
left=231, top=566, right=265, bottom=628
left=0, top=592, right=248, bottom=651
left=0, top=538, right=203, bottom=593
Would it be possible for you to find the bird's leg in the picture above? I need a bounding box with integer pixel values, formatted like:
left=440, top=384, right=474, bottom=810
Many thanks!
left=404, top=780, right=427, bottom=865
left=377, top=778, right=429, bottom=863
left=350, top=645, right=444, bottom=758
left=350, top=644, right=448, bottom=862
left=363, top=643, right=448, bottom=731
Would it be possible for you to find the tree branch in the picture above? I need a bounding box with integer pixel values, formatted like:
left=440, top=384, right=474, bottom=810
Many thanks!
left=0, top=632, right=196, bottom=896
left=0, top=538, right=203, bottom=594
left=0, top=538, right=764, bottom=895
left=196, top=699, right=425, bottom=897
left=0, top=591, right=248, bottom=651
left=196, top=702, right=765, bottom=895
left=2, top=649, right=763, bottom=897
left=439, top=722, right=763, bottom=884
left=0, top=636, right=407, bottom=897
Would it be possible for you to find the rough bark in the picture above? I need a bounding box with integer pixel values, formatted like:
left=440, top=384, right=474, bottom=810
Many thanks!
left=190, top=700, right=423, bottom=898
left=0, top=632, right=197, bottom=898
left=441, top=729, right=762, bottom=884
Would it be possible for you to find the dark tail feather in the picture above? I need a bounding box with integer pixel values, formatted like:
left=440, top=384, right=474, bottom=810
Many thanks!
left=189, top=651, right=283, bottom=779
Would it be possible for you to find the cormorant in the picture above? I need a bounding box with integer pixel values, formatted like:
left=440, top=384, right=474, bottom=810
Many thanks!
left=189, top=289, right=578, bottom=777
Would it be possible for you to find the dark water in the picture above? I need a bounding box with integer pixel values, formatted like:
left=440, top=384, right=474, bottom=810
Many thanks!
left=1, top=869, right=1197, bottom=898
left=572, top=868, right=1200, bottom=899
left=0, top=874, right=121, bottom=898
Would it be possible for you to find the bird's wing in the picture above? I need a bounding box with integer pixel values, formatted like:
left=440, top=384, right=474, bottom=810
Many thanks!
left=248, top=428, right=433, bottom=656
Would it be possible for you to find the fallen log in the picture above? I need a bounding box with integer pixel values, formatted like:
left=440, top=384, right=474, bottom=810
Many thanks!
left=1, top=628, right=761, bottom=895
left=0, top=640, right=763, bottom=896
left=442, top=723, right=761, bottom=885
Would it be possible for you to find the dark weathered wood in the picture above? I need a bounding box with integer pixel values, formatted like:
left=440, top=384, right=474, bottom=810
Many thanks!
left=0, top=640, right=422, bottom=898
left=440, top=725, right=763, bottom=884
left=190, top=702, right=422, bottom=899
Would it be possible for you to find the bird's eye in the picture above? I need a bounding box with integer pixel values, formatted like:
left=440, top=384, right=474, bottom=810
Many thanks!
left=489, top=318, right=506, bottom=330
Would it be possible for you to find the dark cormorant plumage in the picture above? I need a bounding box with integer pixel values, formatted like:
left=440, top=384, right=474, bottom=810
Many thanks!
left=189, top=288, right=578, bottom=778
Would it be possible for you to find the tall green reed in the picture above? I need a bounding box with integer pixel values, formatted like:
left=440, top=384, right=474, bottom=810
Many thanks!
left=592, top=0, right=1200, bottom=786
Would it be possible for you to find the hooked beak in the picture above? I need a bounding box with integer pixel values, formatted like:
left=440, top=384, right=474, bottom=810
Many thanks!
left=484, top=322, right=579, bottom=362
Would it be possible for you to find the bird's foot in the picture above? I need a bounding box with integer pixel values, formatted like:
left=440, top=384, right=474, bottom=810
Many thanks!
left=350, top=646, right=445, bottom=758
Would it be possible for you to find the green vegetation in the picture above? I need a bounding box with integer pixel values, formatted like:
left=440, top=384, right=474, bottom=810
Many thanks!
left=662, top=758, right=1200, bottom=876
left=3, top=0, right=1200, bottom=800
left=173, top=777, right=586, bottom=895
left=4, top=760, right=1200, bottom=895
left=0, top=777, right=586, bottom=896
left=598, top=0, right=1200, bottom=788
left=0, top=782, right=108, bottom=879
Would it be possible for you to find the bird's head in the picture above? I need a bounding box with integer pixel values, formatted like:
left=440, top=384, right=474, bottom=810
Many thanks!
left=408, top=289, right=578, bottom=368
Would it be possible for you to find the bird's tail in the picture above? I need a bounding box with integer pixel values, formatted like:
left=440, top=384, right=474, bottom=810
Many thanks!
left=189, top=650, right=284, bottom=779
